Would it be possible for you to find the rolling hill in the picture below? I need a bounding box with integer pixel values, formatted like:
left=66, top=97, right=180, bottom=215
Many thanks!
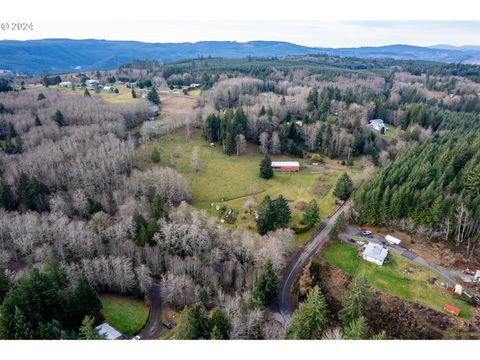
left=1, top=39, right=480, bottom=75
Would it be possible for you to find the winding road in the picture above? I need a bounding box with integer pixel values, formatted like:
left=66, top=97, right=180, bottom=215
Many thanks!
left=276, top=205, right=346, bottom=324
left=139, top=281, right=163, bottom=339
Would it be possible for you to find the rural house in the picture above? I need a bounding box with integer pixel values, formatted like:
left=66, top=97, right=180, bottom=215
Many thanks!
left=95, top=322, right=124, bottom=340
left=103, top=86, right=117, bottom=93
left=363, top=242, right=389, bottom=266
left=271, top=161, right=300, bottom=172
left=369, top=119, right=388, bottom=132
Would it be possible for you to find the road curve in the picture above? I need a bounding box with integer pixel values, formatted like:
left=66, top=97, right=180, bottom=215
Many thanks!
left=277, top=205, right=346, bottom=324
left=139, top=281, right=162, bottom=339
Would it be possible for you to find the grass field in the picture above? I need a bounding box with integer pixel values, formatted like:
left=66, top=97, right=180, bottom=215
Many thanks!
left=100, top=294, right=149, bottom=337
left=321, top=242, right=472, bottom=319
left=141, top=129, right=361, bottom=243
left=49, top=84, right=140, bottom=103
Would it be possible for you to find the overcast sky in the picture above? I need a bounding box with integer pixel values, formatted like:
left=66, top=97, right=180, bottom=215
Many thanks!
left=3, top=21, right=480, bottom=47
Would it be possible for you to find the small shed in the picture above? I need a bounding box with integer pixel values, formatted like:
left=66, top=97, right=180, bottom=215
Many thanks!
left=444, top=304, right=461, bottom=316
left=271, top=161, right=300, bottom=172
left=95, top=322, right=123, bottom=340
left=385, top=235, right=402, bottom=246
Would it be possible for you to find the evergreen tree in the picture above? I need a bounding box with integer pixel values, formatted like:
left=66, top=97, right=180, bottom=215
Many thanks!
left=150, top=193, right=164, bottom=220
left=37, top=93, right=46, bottom=101
left=0, top=183, right=15, bottom=210
left=251, top=260, right=278, bottom=307
left=34, top=115, right=42, bottom=126
left=259, top=155, right=273, bottom=179
left=132, top=210, right=147, bottom=238
left=209, top=308, right=230, bottom=339
left=285, top=286, right=328, bottom=339
left=175, top=304, right=209, bottom=339
left=84, top=89, right=91, bottom=97
left=343, top=316, right=369, bottom=340
left=273, top=195, right=291, bottom=228
left=69, top=280, right=102, bottom=328
left=13, top=307, right=33, bottom=340
left=17, top=172, right=32, bottom=210
left=44, top=255, right=69, bottom=289
left=303, top=200, right=320, bottom=228
left=0, top=269, right=10, bottom=303
left=131, top=89, right=137, bottom=98
left=78, top=316, right=106, bottom=340
left=338, top=275, right=370, bottom=328
left=151, top=147, right=161, bottom=163
left=256, top=195, right=275, bottom=235
left=333, top=172, right=353, bottom=201
left=147, top=87, right=160, bottom=105
left=54, top=110, right=64, bottom=127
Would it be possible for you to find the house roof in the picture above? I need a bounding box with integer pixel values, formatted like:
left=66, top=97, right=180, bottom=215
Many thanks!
left=271, top=161, right=300, bottom=167
left=95, top=322, right=123, bottom=340
left=363, top=242, right=388, bottom=262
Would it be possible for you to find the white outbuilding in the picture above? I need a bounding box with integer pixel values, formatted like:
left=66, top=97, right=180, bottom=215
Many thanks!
left=95, top=322, right=124, bottom=340
left=363, top=242, right=389, bottom=266
left=385, top=234, right=402, bottom=246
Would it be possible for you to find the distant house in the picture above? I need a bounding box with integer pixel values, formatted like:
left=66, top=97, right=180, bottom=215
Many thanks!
left=271, top=161, right=300, bottom=172
left=363, top=242, right=389, bottom=266
left=59, top=81, right=72, bottom=88
left=86, top=79, right=100, bottom=90
left=190, top=83, right=201, bottom=88
left=95, top=322, right=124, bottom=340
left=369, top=119, right=388, bottom=132
left=103, top=86, right=117, bottom=93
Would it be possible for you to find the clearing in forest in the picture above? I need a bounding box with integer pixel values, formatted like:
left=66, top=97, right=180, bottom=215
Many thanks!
left=321, top=242, right=472, bottom=319
left=100, top=294, right=150, bottom=337
left=143, top=129, right=361, bottom=243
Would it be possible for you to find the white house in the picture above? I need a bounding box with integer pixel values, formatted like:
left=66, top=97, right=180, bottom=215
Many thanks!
left=95, top=322, right=123, bottom=340
left=59, top=81, right=72, bottom=88
left=369, top=119, right=388, bottom=132
left=363, top=242, right=389, bottom=266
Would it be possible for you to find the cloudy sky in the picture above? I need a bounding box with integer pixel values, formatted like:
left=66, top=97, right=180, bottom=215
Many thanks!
left=3, top=21, right=480, bottom=47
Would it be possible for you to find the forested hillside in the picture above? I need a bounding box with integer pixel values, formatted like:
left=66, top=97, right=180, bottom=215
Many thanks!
left=354, top=120, right=480, bottom=256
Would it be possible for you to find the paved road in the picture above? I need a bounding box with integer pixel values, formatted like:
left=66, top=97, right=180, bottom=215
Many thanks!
left=276, top=205, right=346, bottom=324
left=139, top=281, right=163, bottom=339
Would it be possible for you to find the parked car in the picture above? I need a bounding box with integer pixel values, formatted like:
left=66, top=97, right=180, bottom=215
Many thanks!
left=163, top=322, right=173, bottom=329
left=132, top=335, right=141, bottom=340
left=361, top=230, right=373, bottom=237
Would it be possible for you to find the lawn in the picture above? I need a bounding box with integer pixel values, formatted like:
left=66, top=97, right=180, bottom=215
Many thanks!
left=49, top=84, right=141, bottom=103
left=140, top=129, right=361, bottom=243
left=321, top=242, right=472, bottom=319
left=100, top=294, right=150, bottom=337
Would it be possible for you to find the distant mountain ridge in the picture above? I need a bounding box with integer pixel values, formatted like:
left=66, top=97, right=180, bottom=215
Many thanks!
left=1, top=39, right=480, bottom=75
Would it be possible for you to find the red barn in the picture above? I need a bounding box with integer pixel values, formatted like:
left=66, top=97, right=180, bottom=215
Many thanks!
left=271, top=161, right=300, bottom=172
left=444, top=304, right=461, bottom=316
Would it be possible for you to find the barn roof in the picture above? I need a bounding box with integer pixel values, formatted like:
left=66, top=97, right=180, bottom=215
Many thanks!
left=271, top=161, right=300, bottom=167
